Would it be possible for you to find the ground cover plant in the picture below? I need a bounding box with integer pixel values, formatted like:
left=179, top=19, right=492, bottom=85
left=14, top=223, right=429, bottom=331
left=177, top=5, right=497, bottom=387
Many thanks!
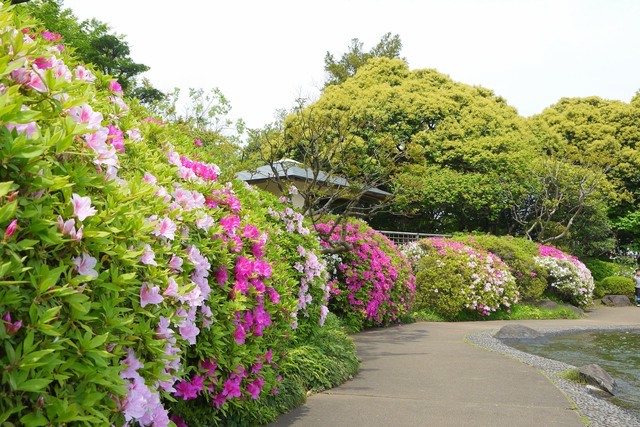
left=0, top=5, right=357, bottom=426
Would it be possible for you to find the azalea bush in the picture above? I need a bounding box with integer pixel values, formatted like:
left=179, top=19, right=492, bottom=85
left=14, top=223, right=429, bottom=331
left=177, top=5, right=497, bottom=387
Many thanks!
left=316, top=219, right=415, bottom=331
left=452, top=234, right=548, bottom=300
left=404, top=238, right=519, bottom=318
left=0, top=5, right=342, bottom=426
left=534, top=244, right=594, bottom=307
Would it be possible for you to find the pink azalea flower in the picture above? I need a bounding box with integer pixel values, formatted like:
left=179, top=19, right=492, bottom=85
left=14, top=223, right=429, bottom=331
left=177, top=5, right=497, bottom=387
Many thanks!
left=71, top=193, right=97, bottom=222
left=234, top=324, right=246, bottom=344
left=107, top=125, right=125, bottom=153
left=109, top=80, right=123, bottom=93
left=120, top=348, right=144, bottom=379
left=41, top=31, right=61, bottom=41
left=5, top=121, right=38, bottom=138
left=74, top=65, right=95, bottom=82
left=140, top=282, right=164, bottom=308
left=2, top=312, right=22, bottom=335
left=246, top=381, right=261, bottom=399
left=143, top=172, right=157, bottom=184
left=4, top=219, right=17, bottom=239
left=140, top=244, right=157, bottom=266
left=126, top=128, right=142, bottom=141
left=215, top=267, right=228, bottom=286
left=178, top=319, right=200, bottom=345
left=68, top=104, right=103, bottom=130
left=73, top=252, right=98, bottom=279
left=152, top=217, right=177, bottom=240
left=222, top=377, right=242, bottom=399
left=194, top=139, right=202, bottom=146
left=168, top=255, right=183, bottom=272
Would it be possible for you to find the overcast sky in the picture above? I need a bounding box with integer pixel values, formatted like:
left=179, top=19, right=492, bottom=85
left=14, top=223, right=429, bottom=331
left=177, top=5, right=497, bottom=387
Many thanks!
left=61, top=0, right=640, bottom=130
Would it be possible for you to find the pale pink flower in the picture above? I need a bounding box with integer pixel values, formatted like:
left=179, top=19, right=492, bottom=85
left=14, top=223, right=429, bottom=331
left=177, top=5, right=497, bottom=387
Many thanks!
left=195, top=214, right=215, bottom=231
left=152, top=217, right=177, bottom=240
left=140, top=282, right=164, bottom=308
left=70, top=225, right=83, bottom=242
left=71, top=193, right=97, bottom=221
left=83, top=128, right=109, bottom=153
left=140, top=244, right=157, bottom=266
left=73, top=252, right=98, bottom=279
left=5, top=122, right=38, bottom=138
left=68, top=104, right=103, bottom=130
left=163, top=278, right=179, bottom=297
left=143, top=172, right=157, bottom=184
left=74, top=65, right=95, bottom=82
left=168, top=255, right=183, bottom=272
left=126, top=128, right=142, bottom=141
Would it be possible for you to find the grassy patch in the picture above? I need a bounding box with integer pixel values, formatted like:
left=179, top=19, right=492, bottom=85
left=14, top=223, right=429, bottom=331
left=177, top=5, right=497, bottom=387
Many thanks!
left=411, top=303, right=581, bottom=322
left=557, top=368, right=587, bottom=384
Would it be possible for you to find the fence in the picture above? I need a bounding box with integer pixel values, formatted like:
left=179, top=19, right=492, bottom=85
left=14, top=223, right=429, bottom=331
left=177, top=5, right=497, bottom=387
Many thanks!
left=377, top=230, right=451, bottom=246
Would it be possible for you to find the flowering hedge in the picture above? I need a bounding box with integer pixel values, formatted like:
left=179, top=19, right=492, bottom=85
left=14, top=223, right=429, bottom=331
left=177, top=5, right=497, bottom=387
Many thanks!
left=315, top=219, right=415, bottom=330
left=404, top=238, right=519, bottom=318
left=452, top=235, right=548, bottom=300
left=0, top=6, right=334, bottom=426
left=534, top=244, right=594, bottom=307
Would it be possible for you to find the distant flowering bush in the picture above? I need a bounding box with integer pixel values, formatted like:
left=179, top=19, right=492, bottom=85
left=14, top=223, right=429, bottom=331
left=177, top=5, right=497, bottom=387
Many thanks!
left=534, top=244, right=594, bottom=306
left=404, top=238, right=519, bottom=318
left=315, top=219, right=415, bottom=330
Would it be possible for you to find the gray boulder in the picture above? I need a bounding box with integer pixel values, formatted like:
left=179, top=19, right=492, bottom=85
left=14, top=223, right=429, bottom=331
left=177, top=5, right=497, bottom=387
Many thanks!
left=578, top=364, right=616, bottom=395
left=535, top=299, right=559, bottom=310
left=494, top=324, right=542, bottom=339
left=601, top=295, right=632, bottom=307
left=563, top=304, right=584, bottom=316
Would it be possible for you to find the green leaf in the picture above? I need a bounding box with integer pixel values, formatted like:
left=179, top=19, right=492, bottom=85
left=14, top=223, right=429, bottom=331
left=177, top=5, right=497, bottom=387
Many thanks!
left=16, top=239, right=39, bottom=251
left=38, top=306, right=62, bottom=325
left=20, top=411, right=49, bottom=427
left=0, top=200, right=17, bottom=223
left=0, top=405, right=26, bottom=423
left=17, top=378, right=52, bottom=392
left=0, top=181, right=14, bottom=198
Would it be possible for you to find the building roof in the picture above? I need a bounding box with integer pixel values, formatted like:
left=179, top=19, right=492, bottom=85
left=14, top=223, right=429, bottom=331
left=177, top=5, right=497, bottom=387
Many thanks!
left=237, top=159, right=391, bottom=198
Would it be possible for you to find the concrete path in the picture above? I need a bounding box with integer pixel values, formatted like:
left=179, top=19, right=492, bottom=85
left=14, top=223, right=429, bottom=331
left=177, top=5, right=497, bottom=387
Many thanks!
left=270, top=307, right=640, bottom=427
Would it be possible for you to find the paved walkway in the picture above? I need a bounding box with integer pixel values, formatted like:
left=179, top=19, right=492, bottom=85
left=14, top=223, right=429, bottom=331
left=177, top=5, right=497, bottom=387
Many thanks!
left=270, top=307, right=640, bottom=427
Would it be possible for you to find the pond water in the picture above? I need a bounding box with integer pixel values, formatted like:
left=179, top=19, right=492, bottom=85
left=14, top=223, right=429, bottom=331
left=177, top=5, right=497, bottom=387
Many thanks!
left=506, top=329, right=640, bottom=417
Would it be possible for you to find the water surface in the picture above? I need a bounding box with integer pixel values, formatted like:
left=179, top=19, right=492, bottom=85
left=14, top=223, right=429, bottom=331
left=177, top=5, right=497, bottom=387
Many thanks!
left=507, top=329, right=640, bottom=417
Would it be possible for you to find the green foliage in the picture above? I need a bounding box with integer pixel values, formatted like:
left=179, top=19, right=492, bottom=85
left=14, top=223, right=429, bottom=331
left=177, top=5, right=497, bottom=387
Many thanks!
left=582, top=258, right=631, bottom=283
left=557, top=369, right=586, bottom=383
left=596, top=276, right=635, bottom=297
left=324, top=32, right=403, bottom=87
left=452, top=234, right=549, bottom=301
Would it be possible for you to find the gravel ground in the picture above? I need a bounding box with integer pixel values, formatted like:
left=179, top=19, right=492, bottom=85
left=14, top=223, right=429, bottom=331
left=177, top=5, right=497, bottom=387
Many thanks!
left=467, top=326, right=640, bottom=427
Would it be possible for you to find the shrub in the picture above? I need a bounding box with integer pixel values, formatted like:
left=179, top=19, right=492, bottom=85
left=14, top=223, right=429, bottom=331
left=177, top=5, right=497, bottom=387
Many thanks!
left=0, top=6, right=344, bottom=425
left=582, top=258, right=634, bottom=284
left=404, top=238, right=519, bottom=318
left=316, top=219, right=415, bottom=330
left=596, top=276, right=635, bottom=297
left=534, top=244, right=594, bottom=307
left=453, top=234, right=548, bottom=300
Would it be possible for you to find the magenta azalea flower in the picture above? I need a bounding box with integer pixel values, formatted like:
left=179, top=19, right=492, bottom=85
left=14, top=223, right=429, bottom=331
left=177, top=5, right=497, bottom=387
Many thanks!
left=4, top=219, right=17, bottom=239
left=71, top=193, right=97, bottom=222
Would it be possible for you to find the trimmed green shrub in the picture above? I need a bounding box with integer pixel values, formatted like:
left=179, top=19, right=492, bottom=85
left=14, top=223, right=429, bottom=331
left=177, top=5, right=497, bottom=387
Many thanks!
left=596, top=276, right=635, bottom=297
left=583, top=258, right=634, bottom=284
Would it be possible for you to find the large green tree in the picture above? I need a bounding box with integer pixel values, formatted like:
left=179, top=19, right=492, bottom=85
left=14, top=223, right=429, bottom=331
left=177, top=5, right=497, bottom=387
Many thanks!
left=532, top=96, right=640, bottom=247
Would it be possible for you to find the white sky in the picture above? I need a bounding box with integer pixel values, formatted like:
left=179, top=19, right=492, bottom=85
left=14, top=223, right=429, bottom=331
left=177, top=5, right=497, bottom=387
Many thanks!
left=61, top=0, right=640, bottom=130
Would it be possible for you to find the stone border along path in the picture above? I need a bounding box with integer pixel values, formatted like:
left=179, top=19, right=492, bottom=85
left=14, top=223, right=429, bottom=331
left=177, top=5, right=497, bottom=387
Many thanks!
left=270, top=306, right=640, bottom=427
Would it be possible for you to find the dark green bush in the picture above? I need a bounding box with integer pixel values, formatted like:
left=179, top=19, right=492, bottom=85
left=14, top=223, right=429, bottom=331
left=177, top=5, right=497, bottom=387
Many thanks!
left=596, top=276, right=635, bottom=297
left=583, top=258, right=633, bottom=283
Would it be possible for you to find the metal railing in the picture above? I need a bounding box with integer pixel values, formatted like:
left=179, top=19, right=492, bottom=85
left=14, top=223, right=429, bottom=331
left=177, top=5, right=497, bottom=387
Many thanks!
left=377, top=230, right=451, bottom=246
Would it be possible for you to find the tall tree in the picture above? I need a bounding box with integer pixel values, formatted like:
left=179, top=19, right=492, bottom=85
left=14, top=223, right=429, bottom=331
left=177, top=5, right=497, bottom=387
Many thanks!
left=324, top=32, right=403, bottom=87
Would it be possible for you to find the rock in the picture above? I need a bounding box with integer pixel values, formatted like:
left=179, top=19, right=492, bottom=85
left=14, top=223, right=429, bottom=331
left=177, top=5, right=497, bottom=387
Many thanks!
left=601, top=295, right=632, bottom=307
left=494, top=324, right=542, bottom=339
left=563, top=304, right=584, bottom=316
left=535, top=299, right=559, bottom=310
left=578, top=364, right=616, bottom=395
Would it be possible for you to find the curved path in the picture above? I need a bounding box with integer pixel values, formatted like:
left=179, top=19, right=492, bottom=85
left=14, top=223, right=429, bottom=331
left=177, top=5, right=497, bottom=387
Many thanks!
left=270, top=307, right=640, bottom=427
